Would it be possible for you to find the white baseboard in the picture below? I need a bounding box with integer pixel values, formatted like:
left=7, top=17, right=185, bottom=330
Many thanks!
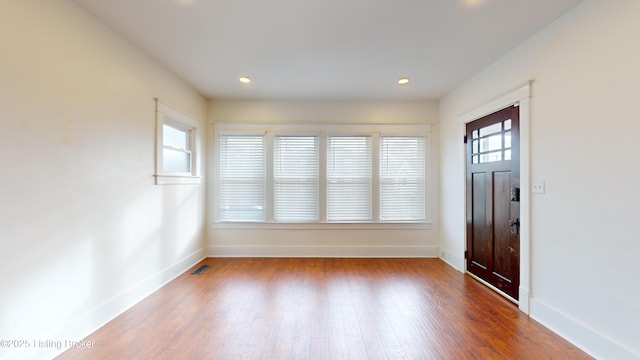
left=207, top=245, right=439, bottom=258
left=8, top=250, right=206, bottom=360
left=530, top=298, right=639, bottom=360
left=438, top=249, right=464, bottom=272
left=518, top=286, right=530, bottom=314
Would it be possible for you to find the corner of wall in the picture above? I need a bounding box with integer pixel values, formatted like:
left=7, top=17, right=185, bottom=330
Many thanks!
left=438, top=249, right=464, bottom=273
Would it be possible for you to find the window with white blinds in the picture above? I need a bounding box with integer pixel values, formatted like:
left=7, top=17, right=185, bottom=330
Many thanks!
left=215, top=123, right=430, bottom=225
left=219, top=135, right=266, bottom=222
left=327, top=136, right=372, bottom=222
left=380, top=136, right=426, bottom=221
left=274, top=136, right=319, bottom=222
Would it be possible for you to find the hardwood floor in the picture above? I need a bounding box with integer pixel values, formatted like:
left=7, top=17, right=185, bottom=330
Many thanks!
left=57, top=258, right=590, bottom=359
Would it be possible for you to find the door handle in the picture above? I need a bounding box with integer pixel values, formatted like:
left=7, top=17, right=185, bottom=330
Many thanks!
left=509, top=218, right=520, bottom=236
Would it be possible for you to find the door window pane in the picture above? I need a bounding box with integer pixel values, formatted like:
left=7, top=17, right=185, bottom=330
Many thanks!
left=480, top=151, right=502, bottom=163
left=470, top=119, right=515, bottom=164
left=504, top=149, right=512, bottom=161
left=479, top=123, right=502, bottom=137
left=481, top=134, right=502, bottom=152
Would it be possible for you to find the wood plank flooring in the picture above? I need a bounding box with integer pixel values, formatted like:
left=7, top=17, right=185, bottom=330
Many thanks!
left=57, top=258, right=591, bottom=359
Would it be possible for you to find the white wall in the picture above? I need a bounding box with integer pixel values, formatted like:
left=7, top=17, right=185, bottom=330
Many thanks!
left=438, top=0, right=640, bottom=358
left=0, top=1, right=207, bottom=358
left=207, top=100, right=440, bottom=257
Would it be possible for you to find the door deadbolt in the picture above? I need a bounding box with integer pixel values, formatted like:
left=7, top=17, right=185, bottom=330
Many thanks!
left=510, top=187, right=520, bottom=202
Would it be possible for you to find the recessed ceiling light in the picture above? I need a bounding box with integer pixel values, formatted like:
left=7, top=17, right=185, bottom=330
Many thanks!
left=464, top=0, right=483, bottom=6
left=397, top=78, right=410, bottom=85
left=239, top=76, right=251, bottom=84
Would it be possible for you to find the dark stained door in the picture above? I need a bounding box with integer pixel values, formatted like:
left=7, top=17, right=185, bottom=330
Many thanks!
left=466, top=106, right=520, bottom=300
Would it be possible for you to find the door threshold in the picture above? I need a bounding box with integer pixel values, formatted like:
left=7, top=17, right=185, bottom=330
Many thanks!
left=466, top=271, right=518, bottom=305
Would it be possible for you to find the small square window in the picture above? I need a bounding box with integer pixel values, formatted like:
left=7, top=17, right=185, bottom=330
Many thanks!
left=155, top=99, right=201, bottom=185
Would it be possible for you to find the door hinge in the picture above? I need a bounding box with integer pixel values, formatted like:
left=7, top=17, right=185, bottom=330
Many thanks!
left=464, top=250, right=468, bottom=259
left=463, top=135, right=468, bottom=144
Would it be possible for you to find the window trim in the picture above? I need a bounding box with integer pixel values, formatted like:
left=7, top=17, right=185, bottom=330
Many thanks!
left=155, top=98, right=202, bottom=185
left=213, top=122, right=432, bottom=228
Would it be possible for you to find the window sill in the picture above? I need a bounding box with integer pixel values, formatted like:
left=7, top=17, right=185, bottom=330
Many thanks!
left=212, top=221, right=432, bottom=230
left=155, top=174, right=201, bottom=185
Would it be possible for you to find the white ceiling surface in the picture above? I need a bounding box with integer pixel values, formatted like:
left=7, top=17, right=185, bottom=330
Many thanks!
left=73, top=0, right=582, bottom=100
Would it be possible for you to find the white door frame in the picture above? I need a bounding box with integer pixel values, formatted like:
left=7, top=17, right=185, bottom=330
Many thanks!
left=459, top=81, right=531, bottom=314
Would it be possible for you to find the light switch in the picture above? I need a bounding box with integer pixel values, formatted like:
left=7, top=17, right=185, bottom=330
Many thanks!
left=532, top=181, right=545, bottom=194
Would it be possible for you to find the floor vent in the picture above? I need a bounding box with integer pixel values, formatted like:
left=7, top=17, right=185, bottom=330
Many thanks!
left=191, top=265, right=210, bottom=275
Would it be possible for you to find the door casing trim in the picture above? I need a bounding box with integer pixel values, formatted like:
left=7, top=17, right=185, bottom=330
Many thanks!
left=459, top=80, right=531, bottom=314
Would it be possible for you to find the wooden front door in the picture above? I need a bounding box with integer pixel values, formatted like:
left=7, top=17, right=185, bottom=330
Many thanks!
left=466, top=106, right=520, bottom=301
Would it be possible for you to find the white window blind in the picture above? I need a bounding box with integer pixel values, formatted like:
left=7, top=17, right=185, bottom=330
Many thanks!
left=219, top=135, right=266, bottom=222
left=274, top=136, right=320, bottom=222
left=327, top=136, right=372, bottom=222
left=380, top=136, right=426, bottom=221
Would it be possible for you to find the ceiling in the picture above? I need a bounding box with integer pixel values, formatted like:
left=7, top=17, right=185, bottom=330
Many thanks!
left=73, top=0, right=582, bottom=101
